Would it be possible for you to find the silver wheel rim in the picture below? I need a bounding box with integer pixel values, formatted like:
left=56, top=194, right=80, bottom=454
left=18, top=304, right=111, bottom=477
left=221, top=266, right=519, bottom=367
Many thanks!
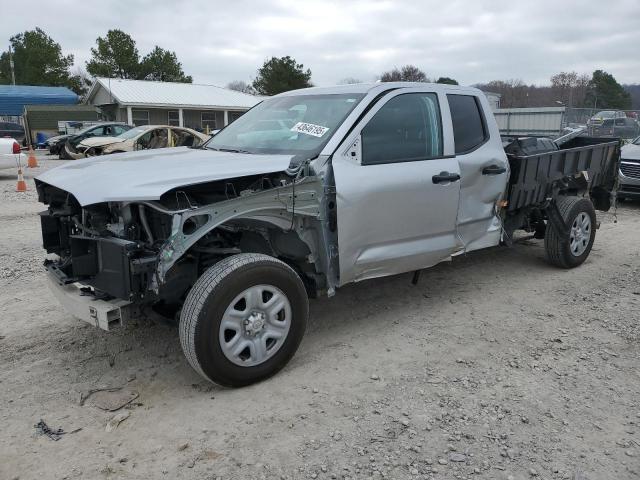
left=569, top=212, right=591, bottom=257
left=219, top=284, right=291, bottom=367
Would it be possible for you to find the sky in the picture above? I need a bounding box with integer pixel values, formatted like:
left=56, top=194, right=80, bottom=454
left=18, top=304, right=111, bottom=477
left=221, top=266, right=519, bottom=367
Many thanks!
left=2, top=0, right=639, bottom=87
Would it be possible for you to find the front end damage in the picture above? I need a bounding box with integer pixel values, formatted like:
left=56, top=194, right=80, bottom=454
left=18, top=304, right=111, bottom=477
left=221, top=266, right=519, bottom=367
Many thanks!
left=36, top=168, right=332, bottom=327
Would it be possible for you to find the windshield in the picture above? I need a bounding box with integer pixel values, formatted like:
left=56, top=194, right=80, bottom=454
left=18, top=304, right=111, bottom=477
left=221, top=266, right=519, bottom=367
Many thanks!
left=118, top=126, right=150, bottom=140
left=633, top=136, right=640, bottom=145
left=73, top=125, right=103, bottom=135
left=205, top=93, right=365, bottom=156
left=594, top=111, right=616, bottom=119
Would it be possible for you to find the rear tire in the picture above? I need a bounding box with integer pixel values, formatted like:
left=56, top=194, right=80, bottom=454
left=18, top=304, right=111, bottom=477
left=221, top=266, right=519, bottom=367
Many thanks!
left=544, top=196, right=596, bottom=268
left=179, top=253, right=309, bottom=387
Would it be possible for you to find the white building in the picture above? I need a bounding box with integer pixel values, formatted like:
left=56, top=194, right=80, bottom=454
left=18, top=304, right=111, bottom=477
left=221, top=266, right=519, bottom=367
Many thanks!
left=482, top=91, right=501, bottom=110
left=85, top=78, right=261, bottom=131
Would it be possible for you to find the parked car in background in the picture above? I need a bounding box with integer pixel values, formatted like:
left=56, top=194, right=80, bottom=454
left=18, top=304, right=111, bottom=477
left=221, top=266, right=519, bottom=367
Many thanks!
left=0, top=138, right=25, bottom=171
left=589, top=116, right=640, bottom=139
left=0, top=122, right=25, bottom=144
left=618, top=136, right=640, bottom=200
left=48, top=123, right=132, bottom=158
left=587, top=110, right=627, bottom=127
left=73, top=125, right=209, bottom=158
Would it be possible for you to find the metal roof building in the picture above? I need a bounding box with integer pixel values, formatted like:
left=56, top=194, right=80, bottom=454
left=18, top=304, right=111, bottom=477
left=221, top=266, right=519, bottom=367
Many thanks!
left=0, top=85, right=79, bottom=116
left=86, top=78, right=261, bottom=130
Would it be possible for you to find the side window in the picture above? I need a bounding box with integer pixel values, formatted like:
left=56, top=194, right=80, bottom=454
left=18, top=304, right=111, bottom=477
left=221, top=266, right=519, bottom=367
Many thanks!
left=448, top=94, right=487, bottom=154
left=168, top=111, right=180, bottom=126
left=361, top=93, right=442, bottom=165
left=85, top=127, right=100, bottom=138
left=202, top=112, right=217, bottom=131
left=113, top=125, right=127, bottom=135
left=147, top=128, right=168, bottom=149
left=132, top=110, right=150, bottom=126
left=174, top=130, right=197, bottom=147
left=136, top=131, right=152, bottom=149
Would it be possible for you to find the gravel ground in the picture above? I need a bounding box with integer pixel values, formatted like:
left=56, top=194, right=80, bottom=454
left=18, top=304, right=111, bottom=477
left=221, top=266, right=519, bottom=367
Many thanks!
left=1, top=157, right=639, bottom=480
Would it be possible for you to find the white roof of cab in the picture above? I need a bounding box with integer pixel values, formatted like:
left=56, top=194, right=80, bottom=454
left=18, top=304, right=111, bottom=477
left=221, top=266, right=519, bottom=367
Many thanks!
left=87, top=77, right=262, bottom=110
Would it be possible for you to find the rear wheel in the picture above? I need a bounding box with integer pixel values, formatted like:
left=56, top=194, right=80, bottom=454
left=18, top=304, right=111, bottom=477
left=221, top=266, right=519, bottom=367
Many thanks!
left=544, top=196, right=596, bottom=268
left=179, top=253, right=309, bottom=387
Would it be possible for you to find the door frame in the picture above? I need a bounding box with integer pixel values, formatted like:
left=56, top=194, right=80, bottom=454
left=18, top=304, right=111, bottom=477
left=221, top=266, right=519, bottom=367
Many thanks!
left=331, top=88, right=463, bottom=284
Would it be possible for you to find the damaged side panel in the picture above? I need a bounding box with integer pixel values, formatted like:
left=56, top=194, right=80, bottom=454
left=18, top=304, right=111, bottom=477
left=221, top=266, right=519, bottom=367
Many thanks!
left=155, top=175, right=327, bottom=289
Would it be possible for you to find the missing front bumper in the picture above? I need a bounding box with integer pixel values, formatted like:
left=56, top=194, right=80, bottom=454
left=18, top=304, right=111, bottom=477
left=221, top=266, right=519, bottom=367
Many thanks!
left=46, top=268, right=132, bottom=331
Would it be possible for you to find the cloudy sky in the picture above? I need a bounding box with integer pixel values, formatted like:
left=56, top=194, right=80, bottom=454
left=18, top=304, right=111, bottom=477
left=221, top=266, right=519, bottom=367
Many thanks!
left=2, top=0, right=639, bottom=87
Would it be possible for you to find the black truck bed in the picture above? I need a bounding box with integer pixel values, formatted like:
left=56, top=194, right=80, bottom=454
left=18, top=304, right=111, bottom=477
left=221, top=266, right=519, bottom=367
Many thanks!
left=505, top=137, right=620, bottom=213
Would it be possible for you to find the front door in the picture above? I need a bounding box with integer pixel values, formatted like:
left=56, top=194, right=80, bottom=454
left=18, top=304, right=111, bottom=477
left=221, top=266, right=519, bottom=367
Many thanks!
left=332, top=90, right=462, bottom=285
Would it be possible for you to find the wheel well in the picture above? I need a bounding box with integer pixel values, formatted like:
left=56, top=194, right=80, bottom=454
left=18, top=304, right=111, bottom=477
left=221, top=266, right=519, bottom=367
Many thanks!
left=179, top=220, right=325, bottom=298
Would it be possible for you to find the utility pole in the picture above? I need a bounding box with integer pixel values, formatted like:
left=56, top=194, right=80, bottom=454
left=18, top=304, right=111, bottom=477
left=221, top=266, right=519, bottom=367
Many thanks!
left=8, top=45, right=16, bottom=85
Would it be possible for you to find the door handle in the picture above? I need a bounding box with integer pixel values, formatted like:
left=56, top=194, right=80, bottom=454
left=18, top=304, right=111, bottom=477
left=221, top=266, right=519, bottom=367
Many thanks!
left=482, top=164, right=507, bottom=175
left=432, top=171, right=461, bottom=184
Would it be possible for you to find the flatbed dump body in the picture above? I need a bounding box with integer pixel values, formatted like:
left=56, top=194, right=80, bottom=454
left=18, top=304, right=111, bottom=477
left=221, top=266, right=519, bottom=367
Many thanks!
left=505, top=137, right=620, bottom=213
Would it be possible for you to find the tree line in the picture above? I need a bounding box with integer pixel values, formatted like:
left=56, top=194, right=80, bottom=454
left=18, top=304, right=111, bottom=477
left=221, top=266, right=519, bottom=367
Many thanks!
left=0, top=27, right=637, bottom=110
left=475, top=70, right=634, bottom=110
left=232, top=62, right=636, bottom=110
left=0, top=28, right=191, bottom=95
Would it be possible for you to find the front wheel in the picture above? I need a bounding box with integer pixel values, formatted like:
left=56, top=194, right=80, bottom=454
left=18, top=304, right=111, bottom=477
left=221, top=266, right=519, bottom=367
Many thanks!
left=544, top=196, right=596, bottom=268
left=179, top=253, right=309, bottom=387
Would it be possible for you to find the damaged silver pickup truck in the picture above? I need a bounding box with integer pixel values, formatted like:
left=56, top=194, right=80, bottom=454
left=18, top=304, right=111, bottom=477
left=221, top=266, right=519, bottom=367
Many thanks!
left=36, top=83, right=620, bottom=387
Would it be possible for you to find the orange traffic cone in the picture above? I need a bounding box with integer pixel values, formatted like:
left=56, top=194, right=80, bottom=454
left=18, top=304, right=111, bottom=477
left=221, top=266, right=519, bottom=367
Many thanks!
left=27, top=146, right=39, bottom=168
left=16, top=167, right=27, bottom=192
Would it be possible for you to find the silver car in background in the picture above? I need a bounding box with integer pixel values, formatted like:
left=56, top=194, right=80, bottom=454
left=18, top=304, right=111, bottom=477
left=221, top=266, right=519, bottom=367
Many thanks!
left=618, top=136, right=640, bottom=200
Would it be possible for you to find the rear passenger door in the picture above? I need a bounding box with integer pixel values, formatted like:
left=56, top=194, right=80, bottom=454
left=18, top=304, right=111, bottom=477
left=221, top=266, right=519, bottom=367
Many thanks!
left=333, top=89, right=462, bottom=284
left=447, top=93, right=509, bottom=251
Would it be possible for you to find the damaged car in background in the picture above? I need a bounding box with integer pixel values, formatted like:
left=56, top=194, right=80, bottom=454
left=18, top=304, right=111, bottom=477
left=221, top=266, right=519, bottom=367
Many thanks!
left=48, top=123, right=132, bottom=159
left=71, top=125, right=209, bottom=158
left=36, top=83, right=620, bottom=387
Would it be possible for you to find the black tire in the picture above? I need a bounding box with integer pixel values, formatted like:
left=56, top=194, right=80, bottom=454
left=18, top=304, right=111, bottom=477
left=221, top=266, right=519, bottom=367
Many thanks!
left=544, top=196, right=596, bottom=268
left=57, top=143, right=68, bottom=159
left=179, top=253, right=309, bottom=387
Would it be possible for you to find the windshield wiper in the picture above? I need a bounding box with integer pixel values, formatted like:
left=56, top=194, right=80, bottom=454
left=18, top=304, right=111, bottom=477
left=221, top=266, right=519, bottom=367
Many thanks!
left=208, top=147, right=253, bottom=154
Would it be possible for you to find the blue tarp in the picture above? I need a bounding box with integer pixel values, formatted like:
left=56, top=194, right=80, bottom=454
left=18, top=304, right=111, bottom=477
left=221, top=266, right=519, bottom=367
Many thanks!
left=0, top=85, right=78, bottom=116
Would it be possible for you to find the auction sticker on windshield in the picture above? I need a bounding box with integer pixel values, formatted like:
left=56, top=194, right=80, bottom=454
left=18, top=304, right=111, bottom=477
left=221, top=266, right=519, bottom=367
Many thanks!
left=291, top=122, right=329, bottom=138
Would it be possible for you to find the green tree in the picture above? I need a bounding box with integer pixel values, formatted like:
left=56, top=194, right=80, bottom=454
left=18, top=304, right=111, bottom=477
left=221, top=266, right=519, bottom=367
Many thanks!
left=252, top=56, right=312, bottom=95
left=436, top=77, right=458, bottom=85
left=0, top=28, right=80, bottom=92
left=585, top=70, right=632, bottom=109
left=380, top=65, right=428, bottom=82
left=140, top=47, right=192, bottom=82
left=86, top=29, right=140, bottom=79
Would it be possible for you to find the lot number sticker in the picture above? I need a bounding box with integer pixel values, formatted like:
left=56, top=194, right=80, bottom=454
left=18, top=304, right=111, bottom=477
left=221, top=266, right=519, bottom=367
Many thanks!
left=291, top=122, right=329, bottom=137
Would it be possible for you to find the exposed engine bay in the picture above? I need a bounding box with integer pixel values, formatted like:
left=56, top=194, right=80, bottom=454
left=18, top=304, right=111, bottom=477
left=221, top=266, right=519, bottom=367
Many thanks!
left=36, top=169, right=331, bottom=316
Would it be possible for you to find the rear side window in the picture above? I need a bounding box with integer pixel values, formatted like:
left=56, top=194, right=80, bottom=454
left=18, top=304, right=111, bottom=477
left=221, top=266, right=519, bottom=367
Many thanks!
left=361, top=93, right=442, bottom=165
left=448, top=94, right=487, bottom=154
